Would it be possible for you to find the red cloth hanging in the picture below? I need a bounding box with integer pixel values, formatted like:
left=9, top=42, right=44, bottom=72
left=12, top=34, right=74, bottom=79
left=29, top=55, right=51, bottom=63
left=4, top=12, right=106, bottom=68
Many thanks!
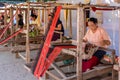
left=91, top=6, right=115, bottom=12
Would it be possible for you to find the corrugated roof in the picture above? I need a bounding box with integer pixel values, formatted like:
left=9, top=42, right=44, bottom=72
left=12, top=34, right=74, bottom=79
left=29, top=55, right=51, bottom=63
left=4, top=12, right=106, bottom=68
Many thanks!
left=0, top=0, right=26, bottom=5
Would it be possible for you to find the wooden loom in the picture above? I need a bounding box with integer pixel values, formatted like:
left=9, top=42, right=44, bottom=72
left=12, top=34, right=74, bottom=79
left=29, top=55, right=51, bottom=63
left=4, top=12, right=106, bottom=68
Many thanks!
left=12, top=2, right=120, bottom=80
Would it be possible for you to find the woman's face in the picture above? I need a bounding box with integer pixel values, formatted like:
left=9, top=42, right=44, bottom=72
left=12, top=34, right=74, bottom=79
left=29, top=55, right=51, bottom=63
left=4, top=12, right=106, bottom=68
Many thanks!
left=48, top=15, right=52, bottom=21
left=30, top=16, right=35, bottom=21
left=88, top=21, right=98, bottom=31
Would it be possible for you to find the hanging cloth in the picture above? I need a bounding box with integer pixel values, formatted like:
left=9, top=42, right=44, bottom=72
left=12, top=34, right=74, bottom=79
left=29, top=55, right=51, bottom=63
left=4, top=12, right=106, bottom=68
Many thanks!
left=91, top=7, right=115, bottom=12
left=64, top=9, right=69, bottom=30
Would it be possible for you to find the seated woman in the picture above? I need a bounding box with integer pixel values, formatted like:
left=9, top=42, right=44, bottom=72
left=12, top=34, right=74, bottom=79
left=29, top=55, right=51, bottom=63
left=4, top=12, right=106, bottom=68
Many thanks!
left=82, top=17, right=111, bottom=72
left=48, top=13, right=64, bottom=41
left=18, top=14, right=24, bottom=29
left=0, top=14, right=4, bottom=25
left=30, top=9, right=41, bottom=30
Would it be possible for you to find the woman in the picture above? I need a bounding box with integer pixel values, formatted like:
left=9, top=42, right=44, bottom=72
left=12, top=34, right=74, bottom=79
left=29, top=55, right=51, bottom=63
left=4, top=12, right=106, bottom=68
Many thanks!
left=48, top=13, right=64, bottom=41
left=82, top=17, right=111, bottom=72
left=17, top=14, right=24, bottom=29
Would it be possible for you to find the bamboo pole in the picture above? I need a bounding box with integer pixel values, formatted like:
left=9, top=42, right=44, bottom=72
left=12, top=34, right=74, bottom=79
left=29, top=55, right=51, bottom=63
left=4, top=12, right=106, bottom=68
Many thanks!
left=69, top=10, right=72, bottom=38
left=43, top=7, right=46, bottom=34
left=26, top=2, right=30, bottom=63
left=119, top=9, right=120, bottom=80
left=96, top=0, right=103, bottom=25
left=76, top=6, right=85, bottom=80
left=46, top=71, right=61, bottom=80
left=15, top=6, right=19, bottom=46
left=25, top=9, right=27, bottom=26
left=51, top=63, right=66, bottom=78
left=4, top=6, right=7, bottom=25
left=10, top=7, right=13, bottom=45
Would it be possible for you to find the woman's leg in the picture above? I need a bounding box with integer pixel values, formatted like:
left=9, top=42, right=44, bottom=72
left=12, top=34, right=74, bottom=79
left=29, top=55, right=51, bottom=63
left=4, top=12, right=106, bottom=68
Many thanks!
left=82, top=50, right=106, bottom=72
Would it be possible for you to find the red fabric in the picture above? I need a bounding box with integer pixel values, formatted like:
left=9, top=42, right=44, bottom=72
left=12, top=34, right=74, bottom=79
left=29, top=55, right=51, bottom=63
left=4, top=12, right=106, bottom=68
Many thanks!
left=91, top=7, right=115, bottom=12
left=82, top=56, right=99, bottom=72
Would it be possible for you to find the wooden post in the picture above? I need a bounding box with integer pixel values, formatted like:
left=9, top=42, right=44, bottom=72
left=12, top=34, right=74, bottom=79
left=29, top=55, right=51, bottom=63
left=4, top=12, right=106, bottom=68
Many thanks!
left=118, top=9, right=120, bottom=80
left=4, top=6, right=7, bottom=25
left=16, top=7, right=18, bottom=30
left=26, top=2, right=30, bottom=63
left=69, top=10, right=72, bottom=38
left=43, top=7, right=46, bottom=34
left=10, top=7, right=13, bottom=45
left=76, top=6, right=85, bottom=80
left=25, top=9, right=27, bottom=26
left=10, top=7, right=13, bottom=32
left=96, top=0, right=103, bottom=25
left=15, top=6, right=19, bottom=46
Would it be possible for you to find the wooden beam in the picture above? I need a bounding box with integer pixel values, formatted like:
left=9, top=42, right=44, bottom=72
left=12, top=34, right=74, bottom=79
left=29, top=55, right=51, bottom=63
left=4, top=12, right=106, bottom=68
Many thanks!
left=119, top=9, right=120, bottom=80
left=69, top=10, right=72, bottom=38
left=14, top=6, right=19, bottom=46
left=46, top=71, right=61, bottom=80
left=76, top=6, right=85, bottom=80
left=10, top=7, right=13, bottom=46
left=51, top=63, right=67, bottom=79
left=11, top=44, right=40, bottom=53
left=26, top=2, right=30, bottom=63
left=4, top=6, right=7, bottom=25
left=18, top=53, right=26, bottom=60
left=43, top=7, right=46, bottom=34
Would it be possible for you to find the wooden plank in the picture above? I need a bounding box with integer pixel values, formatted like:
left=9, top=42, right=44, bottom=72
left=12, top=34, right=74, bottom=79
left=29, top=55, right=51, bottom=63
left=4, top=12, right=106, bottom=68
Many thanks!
left=11, top=44, right=40, bottom=53
left=46, top=71, right=61, bottom=80
left=63, top=65, right=113, bottom=80
left=83, top=65, right=113, bottom=80
left=13, top=36, right=44, bottom=44
left=24, top=64, right=31, bottom=72
left=48, top=64, right=74, bottom=71
left=0, top=47, right=11, bottom=51
left=51, top=63, right=67, bottom=79
left=55, top=54, right=74, bottom=62
left=62, top=49, right=76, bottom=57
left=18, top=53, right=26, bottom=60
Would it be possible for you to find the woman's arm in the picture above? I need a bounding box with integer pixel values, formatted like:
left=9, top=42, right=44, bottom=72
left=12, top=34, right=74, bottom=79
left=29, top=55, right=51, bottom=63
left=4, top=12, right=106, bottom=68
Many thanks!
left=101, top=40, right=111, bottom=46
left=55, top=24, right=62, bottom=31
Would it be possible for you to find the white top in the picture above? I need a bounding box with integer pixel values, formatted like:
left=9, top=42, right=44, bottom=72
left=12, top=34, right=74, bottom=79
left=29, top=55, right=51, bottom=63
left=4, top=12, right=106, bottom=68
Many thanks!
left=83, top=27, right=111, bottom=48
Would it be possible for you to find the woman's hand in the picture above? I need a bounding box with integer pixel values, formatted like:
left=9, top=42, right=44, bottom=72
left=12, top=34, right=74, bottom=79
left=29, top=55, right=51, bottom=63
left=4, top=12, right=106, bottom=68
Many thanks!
left=101, top=40, right=111, bottom=46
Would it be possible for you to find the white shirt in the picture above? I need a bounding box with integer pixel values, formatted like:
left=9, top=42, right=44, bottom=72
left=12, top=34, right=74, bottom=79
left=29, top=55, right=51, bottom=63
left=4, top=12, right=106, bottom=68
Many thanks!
left=83, top=27, right=111, bottom=48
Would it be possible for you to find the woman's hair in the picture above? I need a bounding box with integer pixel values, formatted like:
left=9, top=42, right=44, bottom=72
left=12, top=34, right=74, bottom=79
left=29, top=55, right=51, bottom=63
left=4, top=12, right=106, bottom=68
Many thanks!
left=88, top=17, right=98, bottom=24
left=48, top=12, right=54, bottom=18
left=18, top=14, right=23, bottom=19
left=31, top=14, right=37, bottom=19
